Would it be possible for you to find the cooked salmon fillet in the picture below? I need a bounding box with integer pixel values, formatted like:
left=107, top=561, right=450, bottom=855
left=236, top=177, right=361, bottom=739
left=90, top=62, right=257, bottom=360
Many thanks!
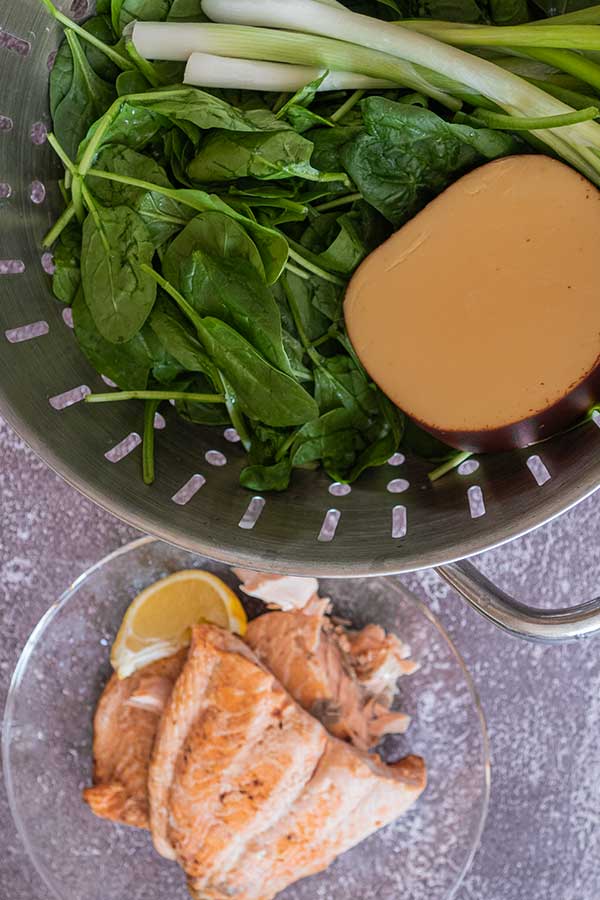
left=201, top=748, right=425, bottom=900
left=149, top=624, right=426, bottom=900
left=83, top=649, right=186, bottom=828
left=246, top=610, right=414, bottom=749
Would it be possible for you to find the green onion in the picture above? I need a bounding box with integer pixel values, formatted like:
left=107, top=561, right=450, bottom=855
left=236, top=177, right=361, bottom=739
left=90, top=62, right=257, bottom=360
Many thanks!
left=199, top=0, right=600, bottom=182
left=472, top=105, right=599, bottom=129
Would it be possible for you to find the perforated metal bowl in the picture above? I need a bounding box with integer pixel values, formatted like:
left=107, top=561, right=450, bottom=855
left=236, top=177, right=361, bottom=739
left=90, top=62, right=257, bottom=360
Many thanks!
left=3, top=0, right=600, bottom=641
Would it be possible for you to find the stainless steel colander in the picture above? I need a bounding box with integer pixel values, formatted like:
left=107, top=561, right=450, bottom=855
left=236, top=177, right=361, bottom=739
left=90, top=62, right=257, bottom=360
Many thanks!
left=3, top=0, right=600, bottom=642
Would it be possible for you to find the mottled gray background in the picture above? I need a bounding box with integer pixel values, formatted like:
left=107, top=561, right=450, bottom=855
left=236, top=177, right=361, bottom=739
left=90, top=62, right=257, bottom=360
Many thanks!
left=1, top=414, right=599, bottom=900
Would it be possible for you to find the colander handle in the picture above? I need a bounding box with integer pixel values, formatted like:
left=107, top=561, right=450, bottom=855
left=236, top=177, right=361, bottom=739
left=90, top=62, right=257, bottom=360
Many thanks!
left=436, top=560, right=600, bottom=642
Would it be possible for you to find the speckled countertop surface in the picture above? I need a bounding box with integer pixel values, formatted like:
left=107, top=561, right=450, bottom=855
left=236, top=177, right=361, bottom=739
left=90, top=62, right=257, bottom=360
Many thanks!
left=2, top=415, right=600, bottom=900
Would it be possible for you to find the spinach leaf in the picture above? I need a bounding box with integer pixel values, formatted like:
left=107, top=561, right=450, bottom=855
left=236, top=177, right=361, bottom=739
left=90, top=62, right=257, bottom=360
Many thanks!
left=488, top=0, right=530, bottom=24
left=408, top=0, right=488, bottom=22
left=134, top=89, right=283, bottom=134
left=401, top=418, right=454, bottom=462
left=155, top=189, right=288, bottom=283
left=163, top=211, right=264, bottom=283
left=163, top=213, right=294, bottom=375
left=52, top=222, right=82, bottom=305
left=87, top=145, right=192, bottom=246
left=79, top=102, right=169, bottom=160
left=292, top=407, right=365, bottom=471
left=292, top=393, right=402, bottom=482
left=136, top=191, right=196, bottom=248
left=88, top=145, right=172, bottom=206
left=309, top=125, right=363, bottom=173
left=52, top=31, right=115, bottom=158
left=167, top=0, right=207, bottom=21
left=116, top=69, right=150, bottom=97
left=188, top=129, right=342, bottom=183
left=176, top=376, right=231, bottom=425
left=81, top=205, right=157, bottom=343
left=72, top=289, right=155, bottom=389
left=342, top=97, right=519, bottom=227
left=240, top=458, right=293, bottom=492
left=116, top=0, right=170, bottom=34
left=300, top=202, right=388, bottom=276
left=149, top=294, right=218, bottom=381
left=199, top=318, right=318, bottom=427
left=282, top=272, right=332, bottom=342
left=50, top=15, right=118, bottom=119
left=287, top=107, right=333, bottom=134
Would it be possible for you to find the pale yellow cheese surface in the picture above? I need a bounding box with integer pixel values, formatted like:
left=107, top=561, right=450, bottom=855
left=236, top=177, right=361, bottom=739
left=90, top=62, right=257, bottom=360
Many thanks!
left=344, top=155, right=600, bottom=432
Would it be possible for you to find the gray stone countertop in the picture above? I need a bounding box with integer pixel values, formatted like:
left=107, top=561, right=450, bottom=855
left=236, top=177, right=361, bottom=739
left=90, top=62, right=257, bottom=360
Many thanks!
left=1, top=414, right=600, bottom=900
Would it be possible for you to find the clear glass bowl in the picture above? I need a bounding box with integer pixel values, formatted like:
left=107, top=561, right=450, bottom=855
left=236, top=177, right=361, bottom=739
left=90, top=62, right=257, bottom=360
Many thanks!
left=3, top=537, right=490, bottom=900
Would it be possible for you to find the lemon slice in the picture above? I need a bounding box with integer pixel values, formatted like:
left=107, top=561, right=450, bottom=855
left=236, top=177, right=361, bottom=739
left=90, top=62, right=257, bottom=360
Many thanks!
left=111, top=569, right=247, bottom=679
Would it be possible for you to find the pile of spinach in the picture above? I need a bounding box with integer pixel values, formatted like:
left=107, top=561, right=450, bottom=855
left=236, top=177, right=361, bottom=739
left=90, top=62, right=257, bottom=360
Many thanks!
left=44, top=0, right=528, bottom=489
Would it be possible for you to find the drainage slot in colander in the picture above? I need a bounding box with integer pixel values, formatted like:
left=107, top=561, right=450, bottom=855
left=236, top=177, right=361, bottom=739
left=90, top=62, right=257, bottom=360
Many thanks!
left=467, top=485, right=486, bottom=518
left=30, top=122, right=47, bottom=145
left=171, top=474, right=206, bottom=505
left=387, top=452, right=405, bottom=466
left=154, top=413, right=166, bottom=430
left=205, top=450, right=227, bottom=467
left=5, top=320, right=47, bottom=342
left=318, top=509, right=341, bottom=542
left=458, top=459, right=480, bottom=476
left=49, top=385, right=90, bottom=410
left=0, top=29, right=31, bottom=57
left=29, top=180, right=46, bottom=204
left=329, top=482, right=351, bottom=497
left=387, top=478, right=410, bottom=494
left=0, top=259, right=25, bottom=275
left=223, top=428, right=241, bottom=443
left=526, top=454, right=551, bottom=486
left=41, top=252, right=55, bottom=274
left=392, top=505, right=407, bottom=538
left=0, top=115, right=13, bottom=132
left=239, top=497, right=266, bottom=530
left=0, top=182, right=11, bottom=199
left=62, top=308, right=73, bottom=328
left=105, top=433, right=141, bottom=463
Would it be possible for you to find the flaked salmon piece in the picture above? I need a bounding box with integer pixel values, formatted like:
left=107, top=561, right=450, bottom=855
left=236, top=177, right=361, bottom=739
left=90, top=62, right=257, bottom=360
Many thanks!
left=245, top=611, right=413, bottom=750
left=151, top=625, right=425, bottom=900
left=346, top=623, right=419, bottom=703
left=148, top=625, right=327, bottom=867
left=83, top=650, right=186, bottom=828
left=198, top=748, right=425, bottom=900
left=233, top=569, right=323, bottom=612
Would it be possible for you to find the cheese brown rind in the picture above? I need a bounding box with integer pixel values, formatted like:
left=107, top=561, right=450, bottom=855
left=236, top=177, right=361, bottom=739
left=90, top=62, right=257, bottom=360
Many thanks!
left=344, top=155, right=600, bottom=452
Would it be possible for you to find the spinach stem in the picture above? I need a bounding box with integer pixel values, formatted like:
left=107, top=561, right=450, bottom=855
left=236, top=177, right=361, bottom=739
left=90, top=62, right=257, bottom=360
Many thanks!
left=314, top=192, right=361, bottom=212
left=428, top=451, right=473, bottom=482
left=142, top=400, right=160, bottom=485
left=281, top=275, right=322, bottom=366
left=47, top=132, right=75, bottom=175
left=330, top=89, right=365, bottom=123
left=284, top=261, right=311, bottom=280
left=275, top=427, right=300, bottom=461
left=125, top=38, right=163, bottom=87
left=41, top=202, right=76, bottom=248
left=472, top=105, right=599, bottom=129
left=86, top=390, right=226, bottom=404
left=39, top=0, right=134, bottom=70
left=219, top=374, right=252, bottom=450
left=287, top=246, right=346, bottom=286
left=78, top=90, right=195, bottom=175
